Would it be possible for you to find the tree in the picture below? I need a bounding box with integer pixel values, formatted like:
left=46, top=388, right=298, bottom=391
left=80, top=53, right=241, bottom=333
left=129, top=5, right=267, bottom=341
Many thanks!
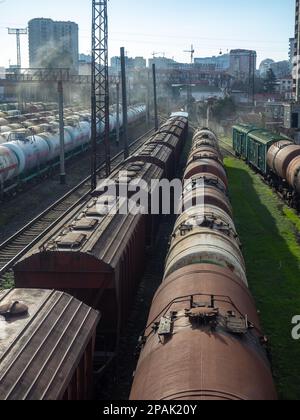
left=254, top=76, right=265, bottom=94
left=264, top=69, right=277, bottom=93
left=211, top=97, right=236, bottom=121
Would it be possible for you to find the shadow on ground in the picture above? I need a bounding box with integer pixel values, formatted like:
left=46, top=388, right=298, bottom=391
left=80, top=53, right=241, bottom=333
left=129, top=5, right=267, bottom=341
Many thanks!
left=226, top=158, right=300, bottom=401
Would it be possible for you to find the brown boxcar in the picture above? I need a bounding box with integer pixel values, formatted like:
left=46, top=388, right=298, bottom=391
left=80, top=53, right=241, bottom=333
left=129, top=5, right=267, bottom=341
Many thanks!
left=127, top=141, right=174, bottom=179
left=95, top=159, right=164, bottom=245
left=0, top=288, right=100, bottom=400
left=14, top=196, right=146, bottom=348
left=14, top=115, right=188, bottom=354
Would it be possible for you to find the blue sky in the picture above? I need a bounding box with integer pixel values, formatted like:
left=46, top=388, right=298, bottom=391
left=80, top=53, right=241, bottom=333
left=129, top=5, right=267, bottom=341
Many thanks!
left=0, top=0, right=295, bottom=67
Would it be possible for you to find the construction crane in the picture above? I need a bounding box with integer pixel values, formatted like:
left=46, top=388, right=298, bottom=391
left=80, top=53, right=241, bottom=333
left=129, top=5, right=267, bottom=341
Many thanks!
left=91, top=0, right=110, bottom=189
left=152, top=52, right=165, bottom=59
left=184, top=44, right=195, bottom=64
left=7, top=28, right=27, bottom=68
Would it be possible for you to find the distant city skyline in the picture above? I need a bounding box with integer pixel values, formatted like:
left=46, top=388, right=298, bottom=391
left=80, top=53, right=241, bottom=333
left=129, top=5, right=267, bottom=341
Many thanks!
left=0, top=0, right=295, bottom=68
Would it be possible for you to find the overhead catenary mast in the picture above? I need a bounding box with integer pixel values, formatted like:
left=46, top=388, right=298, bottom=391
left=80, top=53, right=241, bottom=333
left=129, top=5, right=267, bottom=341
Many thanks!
left=7, top=28, right=27, bottom=68
left=91, top=0, right=110, bottom=191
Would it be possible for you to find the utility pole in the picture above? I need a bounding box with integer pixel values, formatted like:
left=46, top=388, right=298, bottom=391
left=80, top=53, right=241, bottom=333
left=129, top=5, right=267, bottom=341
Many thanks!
left=8, top=28, right=27, bottom=68
left=116, top=78, right=120, bottom=145
left=91, top=0, right=110, bottom=191
left=58, top=81, right=66, bottom=185
left=152, top=64, right=159, bottom=131
left=146, top=69, right=150, bottom=126
left=121, top=47, right=129, bottom=159
left=252, top=52, right=255, bottom=106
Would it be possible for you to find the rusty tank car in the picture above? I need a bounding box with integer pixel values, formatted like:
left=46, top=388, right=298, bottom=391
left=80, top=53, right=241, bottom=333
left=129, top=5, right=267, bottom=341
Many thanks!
left=130, top=128, right=277, bottom=401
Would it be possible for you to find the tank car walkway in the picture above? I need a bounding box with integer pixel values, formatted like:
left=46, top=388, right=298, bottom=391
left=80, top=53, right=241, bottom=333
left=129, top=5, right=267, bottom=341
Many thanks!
left=225, top=156, right=300, bottom=400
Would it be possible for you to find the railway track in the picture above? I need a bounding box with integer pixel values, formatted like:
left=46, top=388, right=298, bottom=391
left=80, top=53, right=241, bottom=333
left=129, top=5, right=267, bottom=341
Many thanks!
left=0, top=128, right=155, bottom=282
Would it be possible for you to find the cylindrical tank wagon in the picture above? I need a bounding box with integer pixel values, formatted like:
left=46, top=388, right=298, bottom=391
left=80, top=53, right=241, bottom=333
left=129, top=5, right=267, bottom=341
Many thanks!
left=0, top=104, right=147, bottom=195
left=130, top=264, right=276, bottom=401
left=287, top=156, right=300, bottom=195
left=130, top=127, right=277, bottom=401
left=0, top=145, right=19, bottom=189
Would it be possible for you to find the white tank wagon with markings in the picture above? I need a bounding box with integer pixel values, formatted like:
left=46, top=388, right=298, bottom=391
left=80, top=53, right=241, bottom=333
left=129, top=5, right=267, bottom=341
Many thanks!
left=0, top=104, right=147, bottom=196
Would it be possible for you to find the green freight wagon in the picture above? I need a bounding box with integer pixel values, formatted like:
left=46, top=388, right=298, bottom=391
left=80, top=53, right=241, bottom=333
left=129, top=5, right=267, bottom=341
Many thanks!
left=233, top=125, right=290, bottom=175
left=232, top=124, right=259, bottom=159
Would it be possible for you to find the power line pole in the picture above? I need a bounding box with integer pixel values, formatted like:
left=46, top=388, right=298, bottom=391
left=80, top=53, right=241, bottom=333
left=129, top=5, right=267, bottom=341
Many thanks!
left=146, top=69, right=150, bottom=126
left=58, top=81, right=66, bottom=185
left=116, top=78, right=120, bottom=145
left=91, top=0, right=110, bottom=191
left=121, top=47, right=129, bottom=159
left=152, top=64, right=158, bottom=131
left=7, top=28, right=27, bottom=68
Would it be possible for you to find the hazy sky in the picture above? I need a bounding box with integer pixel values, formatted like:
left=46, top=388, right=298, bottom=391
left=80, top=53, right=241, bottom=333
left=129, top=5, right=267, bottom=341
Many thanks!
left=0, top=0, right=295, bottom=68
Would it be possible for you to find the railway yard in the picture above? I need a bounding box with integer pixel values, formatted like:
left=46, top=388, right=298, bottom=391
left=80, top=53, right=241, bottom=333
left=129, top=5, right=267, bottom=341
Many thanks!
left=0, top=101, right=300, bottom=401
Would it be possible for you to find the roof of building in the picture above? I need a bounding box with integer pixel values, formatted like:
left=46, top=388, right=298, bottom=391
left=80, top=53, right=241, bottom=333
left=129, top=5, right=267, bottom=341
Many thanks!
left=0, top=288, right=100, bottom=400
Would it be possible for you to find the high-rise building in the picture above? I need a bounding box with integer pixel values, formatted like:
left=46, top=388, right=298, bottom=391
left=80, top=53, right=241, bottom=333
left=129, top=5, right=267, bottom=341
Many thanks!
left=229, top=49, right=257, bottom=81
left=270, top=61, right=291, bottom=78
left=28, top=18, right=79, bottom=74
left=148, top=56, right=176, bottom=69
left=194, top=54, right=230, bottom=71
left=133, top=57, right=147, bottom=69
left=111, top=56, right=146, bottom=71
left=289, top=38, right=295, bottom=66
left=79, top=53, right=92, bottom=64
left=293, top=0, right=300, bottom=101
left=259, top=59, right=275, bottom=77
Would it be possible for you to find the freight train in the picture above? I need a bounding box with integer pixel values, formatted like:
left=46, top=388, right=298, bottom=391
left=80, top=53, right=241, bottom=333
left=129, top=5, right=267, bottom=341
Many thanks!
left=130, top=128, right=277, bottom=401
left=14, top=115, right=189, bottom=357
left=0, top=104, right=146, bottom=195
left=233, top=124, right=300, bottom=210
left=0, top=102, right=57, bottom=113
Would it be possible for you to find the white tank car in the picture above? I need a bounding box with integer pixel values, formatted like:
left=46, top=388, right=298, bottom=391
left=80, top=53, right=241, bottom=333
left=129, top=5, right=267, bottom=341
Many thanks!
left=0, top=145, right=19, bottom=187
left=0, top=126, right=11, bottom=134
left=73, top=123, right=87, bottom=147
left=63, top=127, right=75, bottom=153
left=127, top=107, right=136, bottom=124
left=0, top=104, right=145, bottom=190
left=78, top=121, right=91, bottom=145
left=3, top=135, right=50, bottom=173
left=0, top=118, right=9, bottom=127
left=39, top=132, right=61, bottom=161
left=5, top=110, right=21, bottom=117
left=109, top=113, right=117, bottom=132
